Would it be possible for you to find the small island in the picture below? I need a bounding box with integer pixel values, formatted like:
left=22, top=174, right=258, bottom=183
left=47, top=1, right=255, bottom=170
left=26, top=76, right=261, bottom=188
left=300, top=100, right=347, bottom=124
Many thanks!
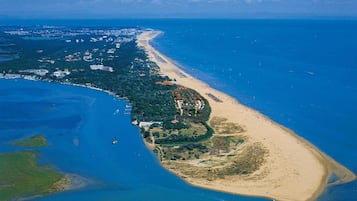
left=0, top=135, right=70, bottom=201
left=10, top=134, right=47, bottom=147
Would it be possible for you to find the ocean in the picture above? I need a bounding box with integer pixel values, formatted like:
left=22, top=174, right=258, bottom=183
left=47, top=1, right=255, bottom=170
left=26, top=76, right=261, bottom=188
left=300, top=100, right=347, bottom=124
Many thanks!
left=0, top=19, right=356, bottom=200
left=145, top=19, right=357, bottom=201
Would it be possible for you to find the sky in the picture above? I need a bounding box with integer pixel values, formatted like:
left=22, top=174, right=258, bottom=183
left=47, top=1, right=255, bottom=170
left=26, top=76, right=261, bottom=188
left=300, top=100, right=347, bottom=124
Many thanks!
left=0, top=0, right=356, bottom=19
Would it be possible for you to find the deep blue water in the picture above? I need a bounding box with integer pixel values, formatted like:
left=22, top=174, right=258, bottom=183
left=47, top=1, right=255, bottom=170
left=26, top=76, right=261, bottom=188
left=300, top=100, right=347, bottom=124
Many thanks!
left=0, top=57, right=13, bottom=62
left=144, top=19, right=357, bottom=201
left=0, top=79, right=266, bottom=201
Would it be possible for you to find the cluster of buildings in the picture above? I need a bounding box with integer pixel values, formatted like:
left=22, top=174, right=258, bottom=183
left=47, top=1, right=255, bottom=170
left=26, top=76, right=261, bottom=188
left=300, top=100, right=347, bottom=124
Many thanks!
left=4, top=26, right=140, bottom=44
left=38, top=58, right=55, bottom=64
left=19, top=69, right=49, bottom=76
left=3, top=26, right=145, bottom=80
left=65, top=52, right=81, bottom=62
left=173, top=87, right=206, bottom=116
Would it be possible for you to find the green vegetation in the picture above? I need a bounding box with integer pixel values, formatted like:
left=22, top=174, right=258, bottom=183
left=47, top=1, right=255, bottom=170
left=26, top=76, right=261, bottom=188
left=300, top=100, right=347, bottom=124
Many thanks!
left=221, top=143, right=267, bottom=175
left=165, top=143, right=267, bottom=181
left=210, top=136, right=245, bottom=153
left=151, top=122, right=210, bottom=144
left=10, top=134, right=47, bottom=147
left=210, top=117, right=245, bottom=134
left=0, top=151, right=64, bottom=201
left=66, top=42, right=178, bottom=122
left=162, top=143, right=209, bottom=161
left=0, top=31, right=178, bottom=123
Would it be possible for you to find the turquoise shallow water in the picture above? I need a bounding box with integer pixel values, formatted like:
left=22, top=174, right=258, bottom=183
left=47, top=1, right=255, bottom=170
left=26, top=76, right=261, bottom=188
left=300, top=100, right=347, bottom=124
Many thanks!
left=0, top=78, right=267, bottom=201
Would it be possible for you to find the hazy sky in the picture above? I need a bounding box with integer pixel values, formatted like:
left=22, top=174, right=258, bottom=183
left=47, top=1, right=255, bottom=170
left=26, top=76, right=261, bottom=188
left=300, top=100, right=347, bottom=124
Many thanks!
left=0, top=0, right=356, bottom=19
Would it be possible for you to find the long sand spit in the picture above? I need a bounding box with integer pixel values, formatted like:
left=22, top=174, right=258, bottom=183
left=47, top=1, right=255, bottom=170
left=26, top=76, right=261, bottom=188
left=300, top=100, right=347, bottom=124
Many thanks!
left=137, top=30, right=356, bottom=201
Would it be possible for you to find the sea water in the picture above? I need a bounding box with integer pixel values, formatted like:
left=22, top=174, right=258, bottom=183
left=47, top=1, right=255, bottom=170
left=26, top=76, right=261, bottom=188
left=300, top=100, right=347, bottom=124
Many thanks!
left=0, top=78, right=267, bottom=201
left=146, top=19, right=357, bottom=201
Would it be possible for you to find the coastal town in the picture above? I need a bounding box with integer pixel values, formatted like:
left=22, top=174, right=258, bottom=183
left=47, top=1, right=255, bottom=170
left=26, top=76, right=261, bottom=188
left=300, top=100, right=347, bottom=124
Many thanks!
left=0, top=26, right=137, bottom=79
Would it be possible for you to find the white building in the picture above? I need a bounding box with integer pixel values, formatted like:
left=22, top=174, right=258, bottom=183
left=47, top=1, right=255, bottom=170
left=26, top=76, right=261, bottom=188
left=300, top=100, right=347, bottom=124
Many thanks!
left=53, top=70, right=70, bottom=78
left=89, top=64, right=113, bottom=72
left=138, top=121, right=163, bottom=128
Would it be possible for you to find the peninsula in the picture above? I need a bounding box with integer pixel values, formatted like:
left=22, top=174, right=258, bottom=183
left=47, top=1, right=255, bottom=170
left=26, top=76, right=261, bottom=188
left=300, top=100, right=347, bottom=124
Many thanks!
left=137, top=30, right=356, bottom=201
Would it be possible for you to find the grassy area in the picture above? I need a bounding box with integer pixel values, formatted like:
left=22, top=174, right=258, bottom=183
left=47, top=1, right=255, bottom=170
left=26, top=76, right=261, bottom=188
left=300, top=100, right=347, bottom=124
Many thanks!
left=221, top=143, right=267, bottom=175
left=210, top=117, right=245, bottom=134
left=161, top=143, right=209, bottom=160
left=151, top=122, right=207, bottom=138
left=211, top=136, right=245, bottom=153
left=150, top=122, right=210, bottom=144
left=178, top=123, right=207, bottom=136
left=10, top=134, right=47, bottom=147
left=164, top=143, right=267, bottom=181
left=0, top=151, right=64, bottom=201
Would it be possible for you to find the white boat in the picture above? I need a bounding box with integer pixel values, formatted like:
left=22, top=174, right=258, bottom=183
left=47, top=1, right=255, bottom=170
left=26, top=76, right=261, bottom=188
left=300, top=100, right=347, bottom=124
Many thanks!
left=112, top=137, right=118, bottom=145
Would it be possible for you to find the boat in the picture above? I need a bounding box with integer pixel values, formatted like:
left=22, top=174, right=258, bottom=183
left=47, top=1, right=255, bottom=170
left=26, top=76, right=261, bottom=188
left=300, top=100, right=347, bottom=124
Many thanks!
left=112, top=137, right=118, bottom=145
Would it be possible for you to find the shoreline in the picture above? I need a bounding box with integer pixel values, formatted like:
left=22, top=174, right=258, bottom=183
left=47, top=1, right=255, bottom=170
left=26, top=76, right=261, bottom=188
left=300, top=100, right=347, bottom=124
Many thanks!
left=137, top=30, right=356, bottom=201
left=0, top=73, right=131, bottom=104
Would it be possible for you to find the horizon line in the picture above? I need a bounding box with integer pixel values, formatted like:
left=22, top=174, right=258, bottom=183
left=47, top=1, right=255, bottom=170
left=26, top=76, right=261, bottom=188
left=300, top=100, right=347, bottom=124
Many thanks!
left=1, top=16, right=357, bottom=21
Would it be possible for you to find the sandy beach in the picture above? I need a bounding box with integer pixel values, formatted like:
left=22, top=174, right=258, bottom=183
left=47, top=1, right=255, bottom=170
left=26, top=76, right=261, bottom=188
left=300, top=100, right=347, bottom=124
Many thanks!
left=137, top=30, right=356, bottom=201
